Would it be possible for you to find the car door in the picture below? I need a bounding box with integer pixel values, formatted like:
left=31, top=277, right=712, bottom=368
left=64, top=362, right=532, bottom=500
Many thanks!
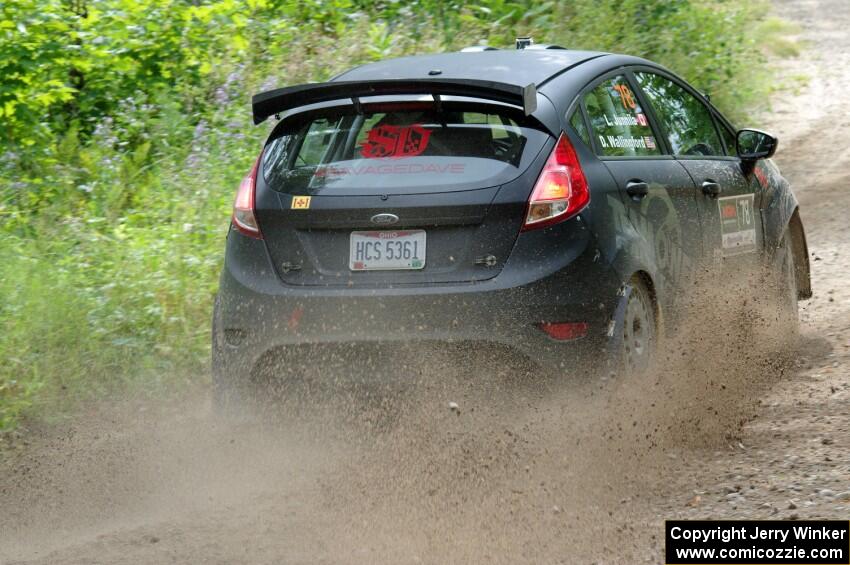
left=633, top=71, right=763, bottom=269
left=580, top=73, right=703, bottom=313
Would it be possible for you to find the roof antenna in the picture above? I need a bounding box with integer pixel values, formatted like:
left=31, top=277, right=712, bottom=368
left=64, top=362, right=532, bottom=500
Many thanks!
left=516, top=36, right=533, bottom=50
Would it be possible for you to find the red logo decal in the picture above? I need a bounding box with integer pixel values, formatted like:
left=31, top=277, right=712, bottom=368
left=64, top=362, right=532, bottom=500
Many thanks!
left=721, top=204, right=737, bottom=219
left=754, top=164, right=769, bottom=188
left=360, top=124, right=431, bottom=159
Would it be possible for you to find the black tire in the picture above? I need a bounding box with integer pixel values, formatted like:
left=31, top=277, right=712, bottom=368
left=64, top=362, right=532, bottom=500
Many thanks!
left=211, top=298, right=247, bottom=416
left=773, top=231, right=800, bottom=345
left=622, top=277, right=657, bottom=375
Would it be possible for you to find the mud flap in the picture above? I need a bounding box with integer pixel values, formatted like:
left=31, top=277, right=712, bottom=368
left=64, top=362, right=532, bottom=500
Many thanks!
left=601, top=282, right=632, bottom=375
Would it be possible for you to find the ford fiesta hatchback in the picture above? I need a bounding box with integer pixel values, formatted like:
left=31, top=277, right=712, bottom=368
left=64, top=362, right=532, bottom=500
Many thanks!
left=212, top=41, right=811, bottom=406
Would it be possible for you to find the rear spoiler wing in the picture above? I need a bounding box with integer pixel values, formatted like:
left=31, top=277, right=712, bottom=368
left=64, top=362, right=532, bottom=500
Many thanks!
left=251, top=79, right=538, bottom=125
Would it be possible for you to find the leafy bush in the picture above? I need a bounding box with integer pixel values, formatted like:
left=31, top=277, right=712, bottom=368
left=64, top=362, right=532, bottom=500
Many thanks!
left=0, top=0, right=768, bottom=434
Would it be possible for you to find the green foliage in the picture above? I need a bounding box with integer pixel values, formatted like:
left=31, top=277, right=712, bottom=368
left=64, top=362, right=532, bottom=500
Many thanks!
left=0, top=0, right=770, bottom=435
left=0, top=0, right=80, bottom=147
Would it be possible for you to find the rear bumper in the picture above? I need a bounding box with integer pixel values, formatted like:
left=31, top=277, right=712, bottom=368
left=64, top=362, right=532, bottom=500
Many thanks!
left=214, top=221, right=624, bottom=379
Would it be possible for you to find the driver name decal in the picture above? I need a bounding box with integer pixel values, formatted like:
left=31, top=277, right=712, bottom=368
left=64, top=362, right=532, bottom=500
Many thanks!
left=598, top=135, right=655, bottom=150
left=717, top=194, right=756, bottom=256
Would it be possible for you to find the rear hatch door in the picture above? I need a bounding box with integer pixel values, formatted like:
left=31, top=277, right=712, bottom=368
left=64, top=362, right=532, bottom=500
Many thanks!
left=255, top=102, right=551, bottom=286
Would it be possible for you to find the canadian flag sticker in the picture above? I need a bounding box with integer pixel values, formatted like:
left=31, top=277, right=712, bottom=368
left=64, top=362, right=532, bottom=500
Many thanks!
left=291, top=196, right=312, bottom=210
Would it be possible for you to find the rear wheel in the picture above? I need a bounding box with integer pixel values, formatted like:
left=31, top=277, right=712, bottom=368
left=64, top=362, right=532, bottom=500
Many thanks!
left=622, top=278, right=657, bottom=375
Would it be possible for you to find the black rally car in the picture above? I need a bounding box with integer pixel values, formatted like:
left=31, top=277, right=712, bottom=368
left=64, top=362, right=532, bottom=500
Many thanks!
left=213, top=41, right=811, bottom=402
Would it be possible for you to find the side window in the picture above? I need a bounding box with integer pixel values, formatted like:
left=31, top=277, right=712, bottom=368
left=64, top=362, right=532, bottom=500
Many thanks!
left=569, top=108, right=590, bottom=147
left=634, top=72, right=723, bottom=157
left=583, top=75, right=661, bottom=157
left=717, top=121, right=738, bottom=156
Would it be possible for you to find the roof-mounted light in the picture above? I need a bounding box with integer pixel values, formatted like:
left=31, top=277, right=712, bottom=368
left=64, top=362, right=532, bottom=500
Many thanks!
left=516, top=36, right=533, bottom=50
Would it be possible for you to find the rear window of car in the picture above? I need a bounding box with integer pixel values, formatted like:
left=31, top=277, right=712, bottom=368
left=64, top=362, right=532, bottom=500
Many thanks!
left=261, top=104, right=550, bottom=196
left=583, top=75, right=661, bottom=157
left=569, top=109, right=591, bottom=147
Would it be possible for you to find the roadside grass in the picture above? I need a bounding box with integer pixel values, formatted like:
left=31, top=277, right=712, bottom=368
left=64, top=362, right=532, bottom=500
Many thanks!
left=0, top=1, right=788, bottom=438
left=0, top=180, right=229, bottom=434
left=757, top=17, right=803, bottom=57
left=744, top=17, right=808, bottom=115
left=0, top=126, right=247, bottom=436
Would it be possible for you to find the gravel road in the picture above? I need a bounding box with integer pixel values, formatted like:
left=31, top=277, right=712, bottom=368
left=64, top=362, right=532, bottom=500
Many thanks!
left=1, top=1, right=848, bottom=562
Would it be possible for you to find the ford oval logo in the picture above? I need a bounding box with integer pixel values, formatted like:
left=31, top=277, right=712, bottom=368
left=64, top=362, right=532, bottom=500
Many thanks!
left=370, top=213, right=399, bottom=225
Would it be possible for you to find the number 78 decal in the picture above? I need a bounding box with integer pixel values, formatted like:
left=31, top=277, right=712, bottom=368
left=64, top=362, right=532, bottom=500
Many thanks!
left=717, top=194, right=756, bottom=255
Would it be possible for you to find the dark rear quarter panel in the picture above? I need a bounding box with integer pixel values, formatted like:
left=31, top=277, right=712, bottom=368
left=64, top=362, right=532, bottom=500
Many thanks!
left=543, top=54, right=669, bottom=303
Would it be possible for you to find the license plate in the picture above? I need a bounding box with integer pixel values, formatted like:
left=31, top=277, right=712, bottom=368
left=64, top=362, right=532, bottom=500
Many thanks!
left=349, top=230, right=426, bottom=271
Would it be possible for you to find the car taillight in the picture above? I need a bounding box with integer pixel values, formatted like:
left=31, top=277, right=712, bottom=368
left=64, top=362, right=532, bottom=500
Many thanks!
left=232, top=155, right=262, bottom=239
left=522, top=132, right=589, bottom=230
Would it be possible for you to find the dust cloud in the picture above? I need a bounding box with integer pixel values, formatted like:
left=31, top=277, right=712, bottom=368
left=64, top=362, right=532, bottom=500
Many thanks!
left=0, top=265, right=796, bottom=564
